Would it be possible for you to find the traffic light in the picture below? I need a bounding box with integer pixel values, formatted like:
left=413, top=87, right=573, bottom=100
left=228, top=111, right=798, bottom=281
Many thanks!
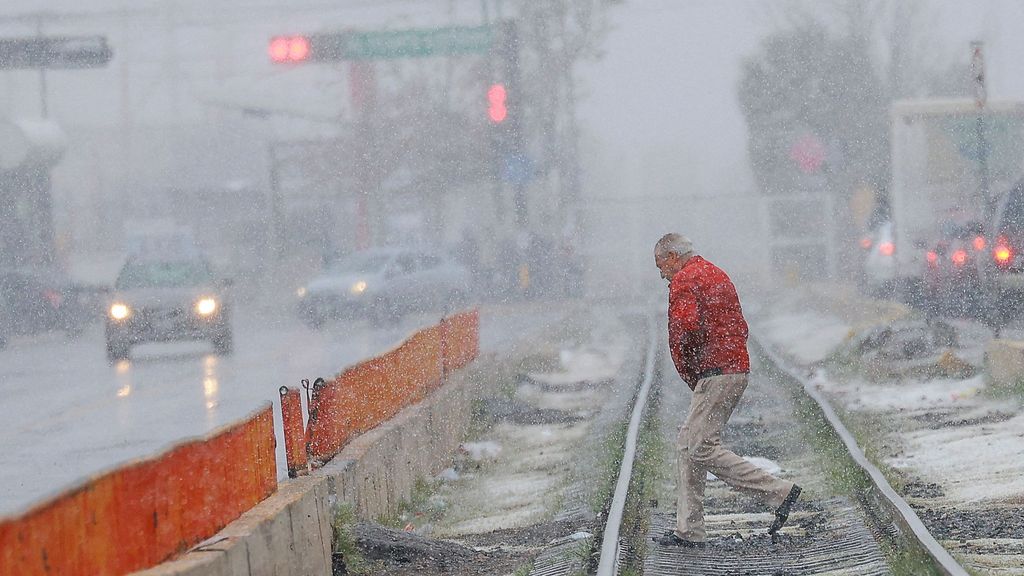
left=268, top=36, right=310, bottom=63
left=487, top=83, right=507, bottom=124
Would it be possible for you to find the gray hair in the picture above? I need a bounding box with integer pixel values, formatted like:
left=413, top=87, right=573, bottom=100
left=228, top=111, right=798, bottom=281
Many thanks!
left=654, top=233, right=694, bottom=258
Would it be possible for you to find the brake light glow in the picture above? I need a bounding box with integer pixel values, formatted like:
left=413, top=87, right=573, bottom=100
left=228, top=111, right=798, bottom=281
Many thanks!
left=995, top=245, right=1013, bottom=267
left=951, top=249, right=968, bottom=267
left=860, top=236, right=872, bottom=249
left=43, top=289, right=62, bottom=307
left=973, top=236, right=986, bottom=251
left=878, top=241, right=895, bottom=256
left=926, top=251, right=938, bottom=266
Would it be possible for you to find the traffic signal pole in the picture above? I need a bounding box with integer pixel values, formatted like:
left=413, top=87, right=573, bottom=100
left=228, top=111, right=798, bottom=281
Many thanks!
left=350, top=61, right=377, bottom=250
left=0, top=30, right=112, bottom=266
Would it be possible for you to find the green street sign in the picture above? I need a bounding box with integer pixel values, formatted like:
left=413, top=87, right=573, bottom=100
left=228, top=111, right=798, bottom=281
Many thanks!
left=0, top=36, right=112, bottom=69
left=308, top=25, right=493, bottom=61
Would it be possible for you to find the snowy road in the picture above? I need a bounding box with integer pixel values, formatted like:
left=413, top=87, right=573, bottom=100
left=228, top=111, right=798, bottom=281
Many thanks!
left=0, top=301, right=563, bottom=517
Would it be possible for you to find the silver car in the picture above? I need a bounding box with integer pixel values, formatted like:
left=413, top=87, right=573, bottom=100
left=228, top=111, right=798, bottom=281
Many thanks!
left=105, top=257, right=233, bottom=361
left=296, top=248, right=471, bottom=327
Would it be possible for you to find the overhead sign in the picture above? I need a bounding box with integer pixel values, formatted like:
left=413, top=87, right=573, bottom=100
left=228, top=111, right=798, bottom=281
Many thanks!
left=0, top=35, right=113, bottom=69
left=305, top=25, right=493, bottom=61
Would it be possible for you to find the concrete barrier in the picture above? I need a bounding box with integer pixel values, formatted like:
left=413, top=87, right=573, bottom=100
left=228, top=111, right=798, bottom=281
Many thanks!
left=320, top=362, right=480, bottom=521
left=131, top=476, right=331, bottom=576
left=985, top=338, right=1024, bottom=392
left=131, top=359, right=490, bottom=576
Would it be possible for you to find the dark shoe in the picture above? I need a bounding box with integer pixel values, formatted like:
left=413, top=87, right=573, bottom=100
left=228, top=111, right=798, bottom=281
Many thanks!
left=653, top=531, right=706, bottom=548
left=768, top=484, right=802, bottom=535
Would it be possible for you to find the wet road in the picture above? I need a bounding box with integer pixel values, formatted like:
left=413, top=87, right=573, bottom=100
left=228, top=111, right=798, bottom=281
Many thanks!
left=0, top=302, right=561, bottom=517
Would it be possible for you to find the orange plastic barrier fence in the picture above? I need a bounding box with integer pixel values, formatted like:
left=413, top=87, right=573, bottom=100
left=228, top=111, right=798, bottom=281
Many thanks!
left=300, top=309, right=480, bottom=466
left=443, top=310, right=481, bottom=374
left=0, top=405, right=277, bottom=576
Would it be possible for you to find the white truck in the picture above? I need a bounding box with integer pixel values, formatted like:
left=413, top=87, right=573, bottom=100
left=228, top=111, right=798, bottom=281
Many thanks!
left=877, top=99, right=1024, bottom=298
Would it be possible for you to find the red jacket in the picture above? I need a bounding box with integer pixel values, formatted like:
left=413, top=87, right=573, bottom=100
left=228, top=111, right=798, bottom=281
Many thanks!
left=667, top=255, right=750, bottom=389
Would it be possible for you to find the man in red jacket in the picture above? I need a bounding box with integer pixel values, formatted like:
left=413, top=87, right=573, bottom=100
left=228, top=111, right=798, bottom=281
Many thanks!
left=653, top=233, right=800, bottom=547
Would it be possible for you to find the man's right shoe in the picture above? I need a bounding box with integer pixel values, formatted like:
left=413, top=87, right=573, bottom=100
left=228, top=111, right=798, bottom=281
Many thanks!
left=653, top=531, right=706, bottom=548
left=767, top=484, right=802, bottom=535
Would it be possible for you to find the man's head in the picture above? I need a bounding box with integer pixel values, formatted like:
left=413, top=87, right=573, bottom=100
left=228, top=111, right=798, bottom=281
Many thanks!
left=654, top=233, right=694, bottom=282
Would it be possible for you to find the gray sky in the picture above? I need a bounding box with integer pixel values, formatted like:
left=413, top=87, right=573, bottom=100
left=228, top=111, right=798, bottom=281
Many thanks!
left=4, top=0, right=1023, bottom=191
left=578, top=0, right=1024, bottom=196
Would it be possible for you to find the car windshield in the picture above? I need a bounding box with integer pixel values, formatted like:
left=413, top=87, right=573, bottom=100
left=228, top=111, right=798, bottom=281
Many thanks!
left=326, top=253, right=392, bottom=275
left=116, top=260, right=214, bottom=289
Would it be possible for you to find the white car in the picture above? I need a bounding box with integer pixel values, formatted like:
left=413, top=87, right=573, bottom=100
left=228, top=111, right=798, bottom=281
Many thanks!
left=296, top=248, right=472, bottom=327
left=862, top=221, right=898, bottom=295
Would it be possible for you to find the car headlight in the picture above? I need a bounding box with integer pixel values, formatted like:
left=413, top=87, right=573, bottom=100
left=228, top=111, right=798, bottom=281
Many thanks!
left=110, top=303, right=131, bottom=320
left=296, top=286, right=307, bottom=298
left=196, top=298, right=218, bottom=316
left=350, top=280, right=367, bottom=295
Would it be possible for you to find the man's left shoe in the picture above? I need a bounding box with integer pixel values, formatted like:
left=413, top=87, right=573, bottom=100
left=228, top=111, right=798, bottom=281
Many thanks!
left=767, top=484, right=802, bottom=535
left=653, top=531, right=706, bottom=548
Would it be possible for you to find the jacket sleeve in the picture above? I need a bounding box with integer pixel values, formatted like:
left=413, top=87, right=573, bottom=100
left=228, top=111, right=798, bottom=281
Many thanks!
left=673, top=333, right=700, bottom=390
left=669, top=336, right=696, bottom=390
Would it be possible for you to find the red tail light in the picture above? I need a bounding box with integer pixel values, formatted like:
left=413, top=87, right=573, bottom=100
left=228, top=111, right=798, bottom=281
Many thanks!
left=43, top=289, right=62, bottom=307
left=878, top=241, right=895, bottom=256
left=951, top=249, right=968, bottom=267
left=860, top=236, right=872, bottom=250
left=994, top=242, right=1013, bottom=268
left=926, top=251, right=938, bottom=267
left=973, top=236, right=986, bottom=251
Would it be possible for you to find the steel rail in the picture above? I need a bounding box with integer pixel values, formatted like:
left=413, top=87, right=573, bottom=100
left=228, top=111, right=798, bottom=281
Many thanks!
left=596, top=315, right=658, bottom=576
left=752, top=333, right=970, bottom=576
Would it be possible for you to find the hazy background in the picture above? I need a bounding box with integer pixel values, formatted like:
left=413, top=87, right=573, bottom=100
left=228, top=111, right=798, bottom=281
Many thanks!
left=3, top=0, right=1024, bottom=301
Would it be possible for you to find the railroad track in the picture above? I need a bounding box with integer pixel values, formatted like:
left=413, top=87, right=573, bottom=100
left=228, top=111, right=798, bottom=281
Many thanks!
left=570, top=315, right=972, bottom=576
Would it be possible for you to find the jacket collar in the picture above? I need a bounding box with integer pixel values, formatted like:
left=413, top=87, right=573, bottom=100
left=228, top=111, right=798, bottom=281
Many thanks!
left=670, top=254, right=701, bottom=283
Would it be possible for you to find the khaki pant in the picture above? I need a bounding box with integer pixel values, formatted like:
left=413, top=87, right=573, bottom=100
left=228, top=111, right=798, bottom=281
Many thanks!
left=676, top=372, right=794, bottom=542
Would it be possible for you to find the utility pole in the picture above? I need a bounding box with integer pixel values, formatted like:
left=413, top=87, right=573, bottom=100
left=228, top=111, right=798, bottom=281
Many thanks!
left=971, top=41, right=999, bottom=334
left=973, top=41, right=991, bottom=219
left=35, top=15, right=48, bottom=117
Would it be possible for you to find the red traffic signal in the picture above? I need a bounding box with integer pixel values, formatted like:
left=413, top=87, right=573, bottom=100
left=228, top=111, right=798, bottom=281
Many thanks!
left=790, top=132, right=824, bottom=174
left=269, top=36, right=310, bottom=63
left=487, top=83, right=507, bottom=124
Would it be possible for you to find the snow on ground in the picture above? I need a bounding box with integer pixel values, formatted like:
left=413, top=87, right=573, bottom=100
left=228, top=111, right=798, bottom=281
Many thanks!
left=437, top=422, right=584, bottom=536
left=754, top=286, right=1024, bottom=506
left=459, top=441, right=502, bottom=461
left=888, top=411, right=1024, bottom=504
left=525, top=346, right=624, bottom=386
left=422, top=310, right=634, bottom=538
left=813, top=373, right=987, bottom=414
left=757, top=310, right=851, bottom=365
